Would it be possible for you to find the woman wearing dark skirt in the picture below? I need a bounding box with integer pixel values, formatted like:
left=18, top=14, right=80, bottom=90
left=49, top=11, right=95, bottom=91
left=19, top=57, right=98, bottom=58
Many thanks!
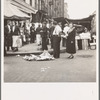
left=66, top=23, right=76, bottom=59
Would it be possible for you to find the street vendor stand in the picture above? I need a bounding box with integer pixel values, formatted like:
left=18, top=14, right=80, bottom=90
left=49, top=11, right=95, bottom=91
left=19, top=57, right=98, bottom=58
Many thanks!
left=4, top=0, right=31, bottom=54
left=75, top=33, right=91, bottom=50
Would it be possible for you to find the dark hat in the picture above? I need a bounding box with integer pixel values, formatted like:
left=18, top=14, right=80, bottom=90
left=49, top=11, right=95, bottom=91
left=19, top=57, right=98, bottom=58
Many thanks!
left=53, top=21, right=57, bottom=25
left=58, top=22, right=62, bottom=24
left=42, top=21, right=47, bottom=24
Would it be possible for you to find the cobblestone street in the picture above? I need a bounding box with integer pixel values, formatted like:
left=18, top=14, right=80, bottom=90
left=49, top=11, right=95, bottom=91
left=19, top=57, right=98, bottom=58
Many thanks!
left=4, top=50, right=96, bottom=82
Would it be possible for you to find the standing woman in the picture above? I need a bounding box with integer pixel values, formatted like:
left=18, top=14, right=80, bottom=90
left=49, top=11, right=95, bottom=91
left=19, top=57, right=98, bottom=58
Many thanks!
left=66, top=23, right=76, bottom=59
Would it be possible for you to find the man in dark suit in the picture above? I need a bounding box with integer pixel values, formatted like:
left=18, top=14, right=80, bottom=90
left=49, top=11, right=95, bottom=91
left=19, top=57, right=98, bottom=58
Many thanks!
left=30, top=23, right=36, bottom=43
left=4, top=20, right=12, bottom=51
left=49, top=21, right=56, bottom=49
left=11, top=21, right=20, bottom=52
left=41, top=22, right=49, bottom=51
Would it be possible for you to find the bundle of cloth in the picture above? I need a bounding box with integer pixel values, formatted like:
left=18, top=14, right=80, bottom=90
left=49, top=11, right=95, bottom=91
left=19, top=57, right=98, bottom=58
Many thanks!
left=23, top=51, right=55, bottom=61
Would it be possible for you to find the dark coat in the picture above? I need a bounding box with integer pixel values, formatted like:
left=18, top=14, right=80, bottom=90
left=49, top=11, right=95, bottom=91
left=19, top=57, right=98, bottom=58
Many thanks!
left=36, top=27, right=42, bottom=34
left=41, top=27, right=49, bottom=38
left=11, top=26, right=20, bottom=36
left=41, top=27, right=49, bottom=50
left=4, top=25, right=12, bottom=46
left=49, top=26, right=55, bottom=37
left=30, top=26, right=35, bottom=35
left=66, top=27, right=76, bottom=54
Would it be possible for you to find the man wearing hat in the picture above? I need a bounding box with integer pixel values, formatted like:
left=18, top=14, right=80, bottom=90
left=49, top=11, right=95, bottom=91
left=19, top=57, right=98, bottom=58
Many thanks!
left=41, top=21, right=49, bottom=51
left=30, top=23, right=36, bottom=43
left=4, top=20, right=12, bottom=52
left=53, top=22, right=62, bottom=58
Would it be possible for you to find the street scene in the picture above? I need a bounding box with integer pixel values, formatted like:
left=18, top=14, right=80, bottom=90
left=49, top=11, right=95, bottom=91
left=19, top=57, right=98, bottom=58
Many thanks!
left=4, top=0, right=97, bottom=82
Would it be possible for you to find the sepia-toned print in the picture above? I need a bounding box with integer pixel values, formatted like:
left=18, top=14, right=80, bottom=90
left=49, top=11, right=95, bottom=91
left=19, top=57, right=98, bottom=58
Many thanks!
left=4, top=0, right=97, bottom=82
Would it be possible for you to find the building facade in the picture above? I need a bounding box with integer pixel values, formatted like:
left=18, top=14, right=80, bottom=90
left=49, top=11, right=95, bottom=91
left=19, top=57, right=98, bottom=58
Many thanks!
left=34, top=0, right=64, bottom=18
left=64, top=3, right=69, bottom=18
left=45, top=0, right=64, bottom=18
left=5, top=0, right=65, bottom=22
left=5, top=0, right=37, bottom=16
left=10, top=0, right=64, bottom=18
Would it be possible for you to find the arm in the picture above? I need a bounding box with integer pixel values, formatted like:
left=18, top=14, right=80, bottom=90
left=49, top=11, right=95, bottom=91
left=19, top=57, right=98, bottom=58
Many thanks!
left=67, top=27, right=75, bottom=34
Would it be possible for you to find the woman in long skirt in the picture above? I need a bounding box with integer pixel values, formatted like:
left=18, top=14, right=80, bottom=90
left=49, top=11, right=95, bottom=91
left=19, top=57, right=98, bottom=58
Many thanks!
left=66, top=23, right=76, bottom=59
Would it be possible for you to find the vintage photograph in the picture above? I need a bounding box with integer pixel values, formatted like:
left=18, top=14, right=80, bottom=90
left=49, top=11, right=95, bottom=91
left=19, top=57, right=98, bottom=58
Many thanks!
left=4, top=0, right=97, bottom=82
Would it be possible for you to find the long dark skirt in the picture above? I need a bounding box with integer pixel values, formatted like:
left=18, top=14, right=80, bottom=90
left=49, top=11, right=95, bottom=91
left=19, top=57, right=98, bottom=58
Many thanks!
left=6, top=34, right=12, bottom=50
left=42, top=37, right=48, bottom=50
left=53, top=36, right=61, bottom=58
left=66, top=39, right=76, bottom=54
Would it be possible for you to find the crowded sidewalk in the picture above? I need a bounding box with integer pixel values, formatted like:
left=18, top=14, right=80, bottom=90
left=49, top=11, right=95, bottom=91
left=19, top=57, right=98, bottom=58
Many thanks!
left=6, top=42, right=66, bottom=55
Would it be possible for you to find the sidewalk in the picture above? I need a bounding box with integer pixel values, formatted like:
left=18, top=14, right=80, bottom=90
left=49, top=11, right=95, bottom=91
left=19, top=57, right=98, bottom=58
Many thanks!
left=7, top=43, right=66, bottom=55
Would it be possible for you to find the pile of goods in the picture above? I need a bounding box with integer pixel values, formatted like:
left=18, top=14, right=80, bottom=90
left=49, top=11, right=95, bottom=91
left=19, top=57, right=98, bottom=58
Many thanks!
left=23, top=51, right=55, bottom=61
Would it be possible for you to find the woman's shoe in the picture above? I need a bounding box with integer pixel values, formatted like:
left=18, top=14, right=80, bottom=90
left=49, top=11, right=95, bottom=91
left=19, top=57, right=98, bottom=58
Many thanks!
left=69, top=56, right=74, bottom=59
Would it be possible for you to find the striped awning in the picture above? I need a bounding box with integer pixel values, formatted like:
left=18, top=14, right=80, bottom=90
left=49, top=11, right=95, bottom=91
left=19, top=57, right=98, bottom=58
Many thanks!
left=11, top=0, right=38, bottom=14
left=4, top=0, right=31, bottom=20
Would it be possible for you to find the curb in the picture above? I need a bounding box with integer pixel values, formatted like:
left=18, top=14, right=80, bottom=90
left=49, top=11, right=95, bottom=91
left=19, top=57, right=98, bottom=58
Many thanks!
left=6, top=48, right=66, bottom=56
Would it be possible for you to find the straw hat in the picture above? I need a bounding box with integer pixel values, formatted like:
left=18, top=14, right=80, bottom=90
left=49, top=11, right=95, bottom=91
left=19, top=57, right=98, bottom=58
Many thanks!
left=64, top=23, right=68, bottom=26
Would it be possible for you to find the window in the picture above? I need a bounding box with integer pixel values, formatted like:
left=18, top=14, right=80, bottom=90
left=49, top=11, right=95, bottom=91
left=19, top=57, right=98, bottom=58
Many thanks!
left=30, top=0, right=32, bottom=6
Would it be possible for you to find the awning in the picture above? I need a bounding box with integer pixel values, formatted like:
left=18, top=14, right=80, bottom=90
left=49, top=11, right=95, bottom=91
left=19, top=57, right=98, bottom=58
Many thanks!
left=53, top=16, right=93, bottom=30
left=65, top=16, right=94, bottom=30
left=4, top=0, right=31, bottom=20
left=65, top=15, right=94, bottom=23
left=11, top=0, right=37, bottom=14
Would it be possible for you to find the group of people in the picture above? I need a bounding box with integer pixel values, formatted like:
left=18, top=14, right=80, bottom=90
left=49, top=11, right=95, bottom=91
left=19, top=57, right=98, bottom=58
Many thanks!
left=40, top=21, right=92, bottom=59
left=4, top=20, right=38, bottom=54
left=4, top=21, right=20, bottom=53
left=33, top=21, right=77, bottom=59
left=4, top=20, right=93, bottom=59
left=4, top=20, right=77, bottom=59
left=51, top=22, right=76, bottom=59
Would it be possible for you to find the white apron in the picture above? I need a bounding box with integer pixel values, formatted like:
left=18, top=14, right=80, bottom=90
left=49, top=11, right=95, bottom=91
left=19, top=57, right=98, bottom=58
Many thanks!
left=12, top=36, right=19, bottom=47
left=36, top=34, right=41, bottom=45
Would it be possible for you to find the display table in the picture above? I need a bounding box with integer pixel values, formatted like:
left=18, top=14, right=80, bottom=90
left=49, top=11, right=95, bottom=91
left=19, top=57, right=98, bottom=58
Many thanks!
left=90, top=35, right=96, bottom=49
left=75, top=32, right=91, bottom=50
